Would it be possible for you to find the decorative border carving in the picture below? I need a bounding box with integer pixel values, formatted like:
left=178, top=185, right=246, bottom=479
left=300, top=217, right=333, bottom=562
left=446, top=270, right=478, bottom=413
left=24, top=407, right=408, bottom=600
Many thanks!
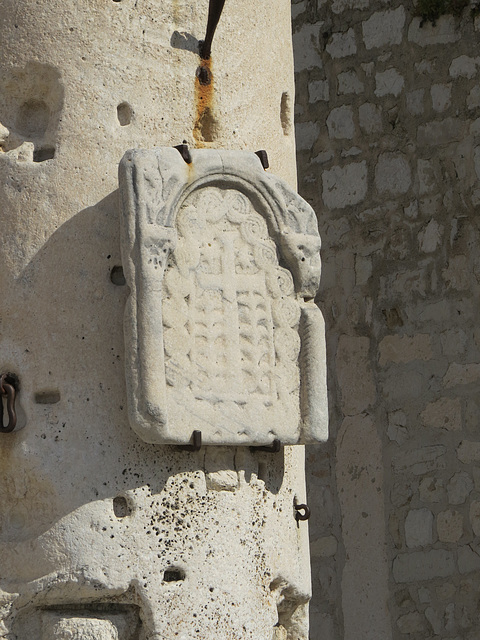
left=119, top=148, right=327, bottom=446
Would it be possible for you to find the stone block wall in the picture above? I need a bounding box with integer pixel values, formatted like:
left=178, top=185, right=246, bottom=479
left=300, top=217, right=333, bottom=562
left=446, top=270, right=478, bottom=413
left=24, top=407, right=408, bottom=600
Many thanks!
left=292, top=2, right=480, bottom=638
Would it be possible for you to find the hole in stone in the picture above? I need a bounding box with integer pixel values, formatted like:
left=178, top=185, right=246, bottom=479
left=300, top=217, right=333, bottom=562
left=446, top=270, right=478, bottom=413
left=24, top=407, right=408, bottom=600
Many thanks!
left=117, top=102, right=133, bottom=126
left=16, top=99, right=50, bottom=138
left=163, top=567, right=185, bottom=582
left=35, top=390, right=60, bottom=404
left=110, top=266, right=126, bottom=286
left=195, top=107, right=218, bottom=143
left=113, top=496, right=131, bottom=518
left=33, top=146, right=55, bottom=162
left=280, top=92, right=291, bottom=136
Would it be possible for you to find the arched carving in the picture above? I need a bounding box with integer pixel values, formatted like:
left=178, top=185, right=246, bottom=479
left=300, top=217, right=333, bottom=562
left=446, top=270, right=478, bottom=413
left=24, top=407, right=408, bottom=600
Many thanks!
left=119, top=148, right=327, bottom=446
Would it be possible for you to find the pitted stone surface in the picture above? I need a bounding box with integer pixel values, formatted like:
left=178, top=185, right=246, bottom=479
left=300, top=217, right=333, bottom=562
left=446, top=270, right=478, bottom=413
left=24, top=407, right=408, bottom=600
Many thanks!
left=0, top=1, right=314, bottom=639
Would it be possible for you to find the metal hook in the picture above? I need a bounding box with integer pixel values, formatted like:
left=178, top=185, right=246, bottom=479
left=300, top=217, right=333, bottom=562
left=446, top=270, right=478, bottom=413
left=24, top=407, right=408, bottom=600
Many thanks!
left=294, top=503, right=311, bottom=522
left=250, top=439, right=281, bottom=453
left=0, top=374, right=17, bottom=433
left=174, top=143, right=192, bottom=164
left=199, top=0, right=227, bottom=60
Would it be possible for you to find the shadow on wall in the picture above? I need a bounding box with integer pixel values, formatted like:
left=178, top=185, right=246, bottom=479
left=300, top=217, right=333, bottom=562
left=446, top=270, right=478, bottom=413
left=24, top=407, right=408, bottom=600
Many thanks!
left=0, top=62, right=64, bottom=162
left=0, top=189, right=285, bottom=549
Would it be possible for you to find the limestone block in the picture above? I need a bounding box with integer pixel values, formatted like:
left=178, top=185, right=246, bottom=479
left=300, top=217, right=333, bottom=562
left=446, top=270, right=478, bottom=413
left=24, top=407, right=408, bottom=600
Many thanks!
left=407, top=89, right=425, bottom=115
left=393, top=445, right=446, bottom=475
left=424, top=607, right=442, bottom=635
left=119, top=148, right=327, bottom=446
left=310, top=535, right=338, bottom=558
left=393, top=549, right=455, bottom=582
left=431, top=83, right=452, bottom=113
left=447, top=471, right=473, bottom=504
left=325, top=29, right=357, bottom=59
left=417, top=160, right=437, bottom=196
left=322, top=162, right=368, bottom=209
left=42, top=614, right=128, bottom=640
left=474, top=146, right=480, bottom=181
left=437, top=510, right=464, bottom=542
left=375, top=69, right=404, bottom=98
left=291, top=1, right=306, bottom=20
left=471, top=118, right=480, bottom=138
left=444, top=363, right=480, bottom=388
left=375, top=153, right=411, bottom=196
left=421, top=397, right=462, bottom=431
left=441, top=329, right=467, bottom=357
left=341, top=146, right=362, bottom=158
left=308, top=613, right=335, bottom=640
left=405, top=508, right=434, bottom=548
left=336, top=335, right=375, bottom=415
left=308, top=80, right=329, bottom=103
left=358, top=103, right=382, bottom=134
left=331, top=0, right=369, bottom=13
left=436, top=583, right=456, bottom=600
left=326, top=106, right=355, bottom=140
left=419, top=219, right=442, bottom=253
left=449, top=55, right=480, bottom=79
left=417, top=118, right=465, bottom=146
left=467, top=86, right=480, bottom=109
left=295, top=121, right=320, bottom=151
left=458, top=544, right=480, bottom=574
left=387, top=410, right=408, bottom=444
left=404, top=199, right=419, bottom=218
left=336, top=414, right=392, bottom=640
left=457, top=440, right=480, bottom=464
left=292, top=25, right=323, bottom=71
left=205, top=469, right=238, bottom=492
left=355, top=254, right=372, bottom=286
left=362, top=7, right=405, bottom=50
left=469, top=501, right=480, bottom=536
left=408, top=16, right=460, bottom=46
left=396, top=612, right=427, bottom=634
left=378, top=334, right=432, bottom=366
left=337, top=71, right=364, bottom=95
left=442, top=255, right=470, bottom=291
left=419, top=477, right=445, bottom=503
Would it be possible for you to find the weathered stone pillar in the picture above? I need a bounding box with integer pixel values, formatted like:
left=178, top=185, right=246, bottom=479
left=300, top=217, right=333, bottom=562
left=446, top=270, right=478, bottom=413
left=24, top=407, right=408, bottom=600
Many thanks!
left=0, top=2, right=324, bottom=638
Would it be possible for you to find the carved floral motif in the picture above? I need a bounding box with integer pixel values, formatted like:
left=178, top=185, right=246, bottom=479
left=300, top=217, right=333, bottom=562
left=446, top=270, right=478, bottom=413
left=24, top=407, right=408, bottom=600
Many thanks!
left=119, top=148, right=328, bottom=445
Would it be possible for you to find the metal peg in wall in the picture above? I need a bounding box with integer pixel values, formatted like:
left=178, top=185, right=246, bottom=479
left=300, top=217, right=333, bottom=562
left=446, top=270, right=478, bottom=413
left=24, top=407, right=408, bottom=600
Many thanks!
left=0, top=373, right=18, bottom=433
left=177, top=430, right=202, bottom=452
left=294, top=502, right=311, bottom=522
left=199, top=0, right=227, bottom=60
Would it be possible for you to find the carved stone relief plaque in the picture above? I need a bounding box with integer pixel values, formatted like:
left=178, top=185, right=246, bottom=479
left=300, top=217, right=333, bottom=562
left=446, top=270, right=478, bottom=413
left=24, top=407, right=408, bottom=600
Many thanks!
left=119, top=148, right=327, bottom=446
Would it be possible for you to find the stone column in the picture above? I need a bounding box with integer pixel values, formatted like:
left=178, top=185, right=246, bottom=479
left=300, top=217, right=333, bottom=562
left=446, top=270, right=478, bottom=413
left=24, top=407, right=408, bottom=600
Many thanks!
left=0, top=1, right=313, bottom=639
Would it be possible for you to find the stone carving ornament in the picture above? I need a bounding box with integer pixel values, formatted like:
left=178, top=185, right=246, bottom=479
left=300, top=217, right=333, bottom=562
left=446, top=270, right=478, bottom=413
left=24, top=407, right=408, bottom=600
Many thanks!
left=119, top=148, right=327, bottom=446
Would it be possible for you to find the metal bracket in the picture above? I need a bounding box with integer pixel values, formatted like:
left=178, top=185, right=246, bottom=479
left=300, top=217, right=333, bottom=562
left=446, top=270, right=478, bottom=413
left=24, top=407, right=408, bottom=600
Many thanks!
left=177, top=430, right=202, bottom=452
left=250, top=439, right=281, bottom=454
left=174, top=143, right=192, bottom=164
left=255, top=150, right=269, bottom=170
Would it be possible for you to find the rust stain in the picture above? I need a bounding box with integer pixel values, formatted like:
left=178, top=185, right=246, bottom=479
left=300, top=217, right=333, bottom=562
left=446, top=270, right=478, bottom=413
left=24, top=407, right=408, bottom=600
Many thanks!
left=193, top=58, right=217, bottom=147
